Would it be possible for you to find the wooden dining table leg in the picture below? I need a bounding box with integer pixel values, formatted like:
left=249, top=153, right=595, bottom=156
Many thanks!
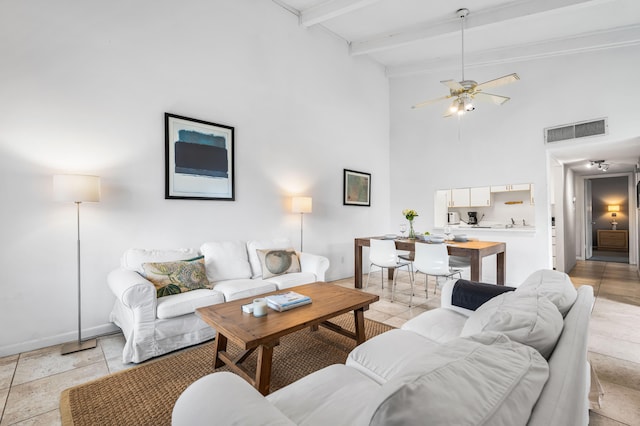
left=497, top=251, right=506, bottom=285
left=355, top=241, right=363, bottom=288
left=469, top=251, right=482, bottom=282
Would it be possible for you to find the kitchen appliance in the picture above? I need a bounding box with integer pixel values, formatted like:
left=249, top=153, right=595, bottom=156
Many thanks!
left=447, top=212, right=460, bottom=224
left=467, top=212, right=478, bottom=225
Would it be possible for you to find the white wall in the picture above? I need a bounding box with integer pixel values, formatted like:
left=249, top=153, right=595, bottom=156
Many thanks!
left=389, top=45, right=640, bottom=284
left=0, top=0, right=389, bottom=355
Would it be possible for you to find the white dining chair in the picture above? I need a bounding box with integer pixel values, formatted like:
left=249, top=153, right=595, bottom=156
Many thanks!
left=413, top=242, right=462, bottom=297
left=366, top=239, right=415, bottom=306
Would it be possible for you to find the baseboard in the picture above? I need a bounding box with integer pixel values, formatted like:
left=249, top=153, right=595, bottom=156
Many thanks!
left=0, top=323, right=121, bottom=358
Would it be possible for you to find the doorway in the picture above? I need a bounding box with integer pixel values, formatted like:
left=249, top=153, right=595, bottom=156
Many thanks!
left=585, top=174, right=630, bottom=263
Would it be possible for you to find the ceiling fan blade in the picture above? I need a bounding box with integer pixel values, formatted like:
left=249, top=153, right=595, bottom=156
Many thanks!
left=474, top=92, right=511, bottom=105
left=475, top=73, right=520, bottom=91
left=411, top=94, right=452, bottom=109
left=441, top=80, right=465, bottom=91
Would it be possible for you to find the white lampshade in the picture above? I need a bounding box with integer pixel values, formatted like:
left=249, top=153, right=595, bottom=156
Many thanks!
left=292, top=196, right=312, bottom=214
left=53, top=174, right=101, bottom=203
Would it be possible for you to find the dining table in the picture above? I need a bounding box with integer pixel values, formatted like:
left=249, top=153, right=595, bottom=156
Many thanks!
left=354, top=236, right=506, bottom=288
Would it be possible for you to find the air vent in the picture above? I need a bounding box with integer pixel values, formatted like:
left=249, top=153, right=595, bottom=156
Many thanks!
left=544, top=118, right=608, bottom=143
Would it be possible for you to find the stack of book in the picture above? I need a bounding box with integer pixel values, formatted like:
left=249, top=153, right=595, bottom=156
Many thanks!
left=265, top=291, right=312, bottom=312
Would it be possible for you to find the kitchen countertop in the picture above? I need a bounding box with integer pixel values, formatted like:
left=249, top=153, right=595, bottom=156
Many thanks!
left=437, top=224, right=537, bottom=233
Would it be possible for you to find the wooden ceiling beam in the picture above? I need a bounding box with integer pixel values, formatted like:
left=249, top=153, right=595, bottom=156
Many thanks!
left=350, top=0, right=605, bottom=55
left=385, top=24, right=640, bottom=77
left=300, top=0, right=383, bottom=28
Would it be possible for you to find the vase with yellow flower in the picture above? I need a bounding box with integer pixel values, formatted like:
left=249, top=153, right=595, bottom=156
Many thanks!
left=402, top=209, right=419, bottom=239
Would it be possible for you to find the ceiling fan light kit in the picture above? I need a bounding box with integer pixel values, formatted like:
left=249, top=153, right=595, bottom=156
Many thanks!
left=412, top=8, right=519, bottom=117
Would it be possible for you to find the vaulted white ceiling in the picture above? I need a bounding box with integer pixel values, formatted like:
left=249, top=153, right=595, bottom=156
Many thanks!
left=273, top=0, right=640, bottom=173
left=273, top=0, right=640, bottom=77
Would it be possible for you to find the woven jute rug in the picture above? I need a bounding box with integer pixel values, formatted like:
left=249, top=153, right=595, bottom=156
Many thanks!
left=60, top=313, right=392, bottom=426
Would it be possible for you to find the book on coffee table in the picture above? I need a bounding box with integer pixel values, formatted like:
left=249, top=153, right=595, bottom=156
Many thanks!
left=265, top=291, right=312, bottom=312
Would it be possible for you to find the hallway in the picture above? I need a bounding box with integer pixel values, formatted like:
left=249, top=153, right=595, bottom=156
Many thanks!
left=569, top=260, right=640, bottom=425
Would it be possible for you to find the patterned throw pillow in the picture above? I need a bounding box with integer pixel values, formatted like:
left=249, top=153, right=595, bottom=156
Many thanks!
left=256, top=249, right=301, bottom=279
left=141, top=256, right=212, bottom=298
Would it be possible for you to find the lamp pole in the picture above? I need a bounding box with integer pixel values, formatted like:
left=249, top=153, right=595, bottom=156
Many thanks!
left=54, top=174, right=100, bottom=355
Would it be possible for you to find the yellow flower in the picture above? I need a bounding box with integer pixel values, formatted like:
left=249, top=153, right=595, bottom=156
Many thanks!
left=402, top=209, right=418, bottom=221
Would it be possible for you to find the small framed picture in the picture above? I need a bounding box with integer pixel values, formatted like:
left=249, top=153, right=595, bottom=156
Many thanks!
left=343, top=169, right=371, bottom=206
left=165, top=113, right=235, bottom=200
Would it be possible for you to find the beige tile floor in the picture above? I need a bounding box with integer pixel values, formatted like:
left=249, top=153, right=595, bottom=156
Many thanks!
left=1, top=260, right=638, bottom=425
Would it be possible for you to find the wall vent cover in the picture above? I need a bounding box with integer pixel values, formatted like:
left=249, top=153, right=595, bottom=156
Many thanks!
left=544, top=118, right=608, bottom=143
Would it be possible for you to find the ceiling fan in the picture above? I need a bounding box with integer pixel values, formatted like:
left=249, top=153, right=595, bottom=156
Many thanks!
left=412, top=8, right=519, bottom=117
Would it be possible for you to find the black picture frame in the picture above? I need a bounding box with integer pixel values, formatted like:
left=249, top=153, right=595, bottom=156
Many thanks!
left=343, top=169, right=371, bottom=206
left=165, top=113, right=235, bottom=200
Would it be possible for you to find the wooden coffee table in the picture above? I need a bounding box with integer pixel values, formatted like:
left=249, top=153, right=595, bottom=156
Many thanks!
left=196, top=282, right=379, bottom=395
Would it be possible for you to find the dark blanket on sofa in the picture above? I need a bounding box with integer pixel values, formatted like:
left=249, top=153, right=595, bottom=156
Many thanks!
left=452, top=280, right=516, bottom=311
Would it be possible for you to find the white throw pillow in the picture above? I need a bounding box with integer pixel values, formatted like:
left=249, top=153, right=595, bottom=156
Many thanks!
left=517, top=269, right=578, bottom=316
left=460, top=291, right=563, bottom=359
left=246, top=238, right=292, bottom=278
left=369, top=332, right=549, bottom=426
left=200, top=241, right=252, bottom=282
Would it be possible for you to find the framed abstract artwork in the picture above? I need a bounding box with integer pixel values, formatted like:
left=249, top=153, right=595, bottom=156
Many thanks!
left=343, top=169, right=371, bottom=206
left=165, top=113, right=235, bottom=200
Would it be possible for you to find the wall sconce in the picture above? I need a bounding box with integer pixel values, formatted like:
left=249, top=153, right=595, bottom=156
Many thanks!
left=607, top=205, right=620, bottom=212
left=292, top=197, right=312, bottom=251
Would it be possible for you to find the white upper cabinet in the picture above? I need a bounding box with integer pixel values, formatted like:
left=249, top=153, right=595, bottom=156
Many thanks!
left=470, top=186, right=491, bottom=207
left=491, top=184, right=531, bottom=192
left=434, top=190, right=449, bottom=227
left=530, top=183, right=535, bottom=205
left=450, top=188, right=470, bottom=207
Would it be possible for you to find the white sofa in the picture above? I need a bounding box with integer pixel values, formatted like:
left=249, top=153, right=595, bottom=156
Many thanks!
left=172, top=269, right=595, bottom=426
left=107, top=238, right=330, bottom=363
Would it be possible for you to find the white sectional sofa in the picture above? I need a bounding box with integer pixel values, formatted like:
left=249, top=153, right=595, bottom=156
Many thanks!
left=172, top=269, right=595, bottom=426
left=107, top=238, right=330, bottom=363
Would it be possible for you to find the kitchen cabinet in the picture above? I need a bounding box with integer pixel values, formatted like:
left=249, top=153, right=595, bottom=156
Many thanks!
left=434, top=190, right=449, bottom=227
left=490, top=184, right=531, bottom=192
left=470, top=186, right=491, bottom=207
left=530, top=184, right=535, bottom=205
left=450, top=188, right=470, bottom=207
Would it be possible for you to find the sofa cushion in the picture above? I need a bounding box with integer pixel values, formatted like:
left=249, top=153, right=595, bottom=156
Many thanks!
left=256, top=248, right=301, bottom=279
left=200, top=241, right=252, bottom=282
left=267, top=364, right=381, bottom=426
left=247, top=238, right=292, bottom=278
left=460, top=290, right=563, bottom=359
left=156, top=289, right=225, bottom=319
left=517, top=269, right=578, bottom=316
left=346, top=329, right=440, bottom=384
left=264, top=272, right=317, bottom=290
left=121, top=248, right=200, bottom=274
left=141, top=256, right=212, bottom=298
left=368, top=332, right=549, bottom=426
left=213, top=279, right=277, bottom=301
left=400, top=308, right=468, bottom=343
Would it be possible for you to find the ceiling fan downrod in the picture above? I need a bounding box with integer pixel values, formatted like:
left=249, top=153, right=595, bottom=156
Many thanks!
left=457, top=8, right=469, bottom=82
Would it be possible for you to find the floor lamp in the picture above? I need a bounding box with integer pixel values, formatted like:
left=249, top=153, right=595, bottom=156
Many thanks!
left=292, top=197, right=312, bottom=252
left=53, top=174, right=101, bottom=355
